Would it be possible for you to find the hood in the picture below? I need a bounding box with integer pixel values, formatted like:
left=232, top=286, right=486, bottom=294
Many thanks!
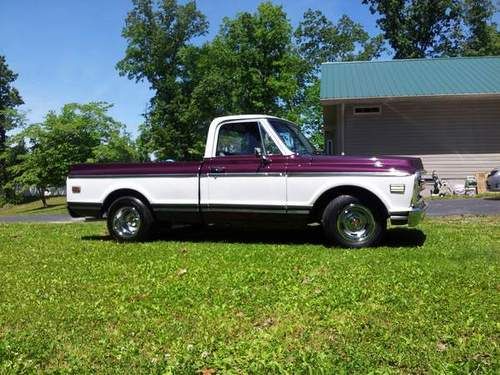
left=302, top=155, right=424, bottom=175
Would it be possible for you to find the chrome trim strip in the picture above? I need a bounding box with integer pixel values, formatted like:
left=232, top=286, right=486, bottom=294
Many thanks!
left=201, top=204, right=312, bottom=214
left=68, top=173, right=198, bottom=179
left=205, top=208, right=286, bottom=214
left=202, top=204, right=285, bottom=212
left=70, top=171, right=409, bottom=179
left=205, top=172, right=284, bottom=177
left=287, top=171, right=411, bottom=177
left=152, top=207, right=199, bottom=212
left=287, top=209, right=311, bottom=215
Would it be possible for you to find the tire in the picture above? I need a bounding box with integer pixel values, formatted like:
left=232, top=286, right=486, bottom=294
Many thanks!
left=106, top=196, right=154, bottom=242
left=322, top=195, right=386, bottom=248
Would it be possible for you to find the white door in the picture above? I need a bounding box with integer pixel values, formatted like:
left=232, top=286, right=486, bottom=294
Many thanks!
left=201, top=120, right=286, bottom=220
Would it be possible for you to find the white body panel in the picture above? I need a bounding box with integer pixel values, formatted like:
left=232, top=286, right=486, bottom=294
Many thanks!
left=201, top=175, right=286, bottom=207
left=286, top=174, right=415, bottom=213
left=66, top=176, right=199, bottom=205
left=67, top=173, right=416, bottom=215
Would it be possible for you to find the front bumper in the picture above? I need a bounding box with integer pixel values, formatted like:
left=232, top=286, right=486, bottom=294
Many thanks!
left=390, top=200, right=427, bottom=227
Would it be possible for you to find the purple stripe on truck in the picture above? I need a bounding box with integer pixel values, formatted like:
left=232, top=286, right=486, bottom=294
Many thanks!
left=69, top=155, right=423, bottom=177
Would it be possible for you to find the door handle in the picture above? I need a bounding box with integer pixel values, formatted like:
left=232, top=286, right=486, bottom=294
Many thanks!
left=210, top=166, right=226, bottom=174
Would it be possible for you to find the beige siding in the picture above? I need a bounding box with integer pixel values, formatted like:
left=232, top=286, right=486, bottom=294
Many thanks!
left=409, top=153, right=500, bottom=181
left=340, top=98, right=500, bottom=179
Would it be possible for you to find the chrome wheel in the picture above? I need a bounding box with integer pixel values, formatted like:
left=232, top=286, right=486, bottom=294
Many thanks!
left=336, top=203, right=376, bottom=243
left=112, top=206, right=141, bottom=239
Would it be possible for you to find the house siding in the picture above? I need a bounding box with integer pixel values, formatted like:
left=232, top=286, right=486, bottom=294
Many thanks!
left=338, top=98, right=500, bottom=179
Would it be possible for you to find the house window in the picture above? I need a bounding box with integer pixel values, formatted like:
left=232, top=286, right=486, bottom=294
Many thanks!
left=353, top=105, right=381, bottom=115
left=326, top=139, right=333, bottom=155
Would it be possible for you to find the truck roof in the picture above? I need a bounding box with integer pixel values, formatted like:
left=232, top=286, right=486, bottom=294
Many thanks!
left=205, top=114, right=284, bottom=158
left=212, top=114, right=280, bottom=122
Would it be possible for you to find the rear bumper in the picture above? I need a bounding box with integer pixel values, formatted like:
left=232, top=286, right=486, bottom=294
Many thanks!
left=390, top=200, right=427, bottom=227
left=67, top=202, right=102, bottom=218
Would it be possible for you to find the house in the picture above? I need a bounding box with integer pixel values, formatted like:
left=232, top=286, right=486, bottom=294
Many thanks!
left=321, top=56, right=500, bottom=184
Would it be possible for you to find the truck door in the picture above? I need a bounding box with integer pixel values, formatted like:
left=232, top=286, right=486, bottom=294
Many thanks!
left=200, top=120, right=287, bottom=223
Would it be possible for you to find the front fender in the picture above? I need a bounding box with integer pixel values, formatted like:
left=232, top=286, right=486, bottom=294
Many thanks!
left=287, top=174, right=415, bottom=214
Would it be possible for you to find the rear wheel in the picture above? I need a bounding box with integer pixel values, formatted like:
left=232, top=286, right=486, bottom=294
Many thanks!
left=322, top=195, right=386, bottom=248
left=107, top=196, right=153, bottom=242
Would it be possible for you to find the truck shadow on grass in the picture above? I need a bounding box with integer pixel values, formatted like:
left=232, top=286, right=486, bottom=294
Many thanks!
left=82, top=225, right=426, bottom=248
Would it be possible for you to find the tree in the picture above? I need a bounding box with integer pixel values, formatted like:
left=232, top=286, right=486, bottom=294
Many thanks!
left=117, top=0, right=208, bottom=160
left=8, top=103, right=137, bottom=207
left=460, top=0, right=500, bottom=56
left=0, top=55, right=24, bottom=200
left=0, top=109, right=28, bottom=203
left=294, top=9, right=384, bottom=148
left=295, top=10, right=384, bottom=72
left=362, top=0, right=499, bottom=58
left=0, top=56, right=23, bottom=151
left=172, top=2, right=309, bottom=154
left=118, top=2, right=385, bottom=154
left=199, top=2, right=306, bottom=116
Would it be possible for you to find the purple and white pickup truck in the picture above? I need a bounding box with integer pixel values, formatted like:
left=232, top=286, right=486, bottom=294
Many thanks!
left=67, top=115, right=426, bottom=247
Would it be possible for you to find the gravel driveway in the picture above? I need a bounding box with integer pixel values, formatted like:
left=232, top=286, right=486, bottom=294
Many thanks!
left=0, top=198, right=498, bottom=223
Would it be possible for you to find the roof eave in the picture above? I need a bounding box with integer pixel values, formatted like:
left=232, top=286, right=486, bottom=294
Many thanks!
left=320, top=92, right=500, bottom=105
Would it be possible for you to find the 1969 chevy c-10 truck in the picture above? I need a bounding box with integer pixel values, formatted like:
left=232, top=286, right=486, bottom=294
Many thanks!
left=67, top=115, right=426, bottom=247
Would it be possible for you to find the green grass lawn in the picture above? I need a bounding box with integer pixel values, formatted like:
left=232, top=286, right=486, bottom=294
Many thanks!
left=0, top=218, right=498, bottom=373
left=0, top=197, right=67, bottom=216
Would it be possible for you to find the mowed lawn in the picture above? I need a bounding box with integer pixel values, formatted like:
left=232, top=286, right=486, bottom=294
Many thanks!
left=0, top=197, right=67, bottom=216
left=0, top=218, right=498, bottom=373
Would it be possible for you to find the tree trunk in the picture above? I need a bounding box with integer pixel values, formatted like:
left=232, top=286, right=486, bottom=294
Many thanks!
left=39, top=187, right=47, bottom=208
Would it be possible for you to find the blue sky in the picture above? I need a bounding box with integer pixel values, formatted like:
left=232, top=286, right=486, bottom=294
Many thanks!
left=1, top=0, right=494, bottom=137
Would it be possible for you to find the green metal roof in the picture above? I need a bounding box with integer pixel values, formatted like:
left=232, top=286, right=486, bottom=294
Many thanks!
left=320, top=56, right=500, bottom=101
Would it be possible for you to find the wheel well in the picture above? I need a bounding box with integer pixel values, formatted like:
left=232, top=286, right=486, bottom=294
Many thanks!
left=101, top=189, right=151, bottom=216
left=311, top=186, right=388, bottom=221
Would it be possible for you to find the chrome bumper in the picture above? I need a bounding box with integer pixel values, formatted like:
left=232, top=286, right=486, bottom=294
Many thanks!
left=390, top=200, right=427, bottom=227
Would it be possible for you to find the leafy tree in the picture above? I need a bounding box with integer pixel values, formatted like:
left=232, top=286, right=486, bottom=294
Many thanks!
left=0, top=56, right=23, bottom=151
left=0, top=55, right=24, bottom=201
left=294, top=9, right=384, bottom=148
left=295, top=10, right=384, bottom=72
left=117, top=0, right=208, bottom=160
left=175, top=2, right=308, bottom=154
left=460, top=0, right=500, bottom=56
left=362, top=0, right=499, bottom=58
left=8, top=103, right=137, bottom=207
left=0, top=110, right=28, bottom=203
left=199, top=2, right=306, bottom=116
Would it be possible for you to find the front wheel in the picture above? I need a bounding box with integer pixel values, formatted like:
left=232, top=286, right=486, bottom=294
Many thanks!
left=107, top=196, right=154, bottom=242
left=322, top=195, right=386, bottom=248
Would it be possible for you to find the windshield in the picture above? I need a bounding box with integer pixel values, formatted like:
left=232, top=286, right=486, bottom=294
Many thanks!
left=268, top=119, right=315, bottom=155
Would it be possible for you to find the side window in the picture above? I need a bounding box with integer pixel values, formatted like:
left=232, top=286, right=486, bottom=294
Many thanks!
left=216, top=122, right=262, bottom=156
left=260, top=125, right=281, bottom=155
